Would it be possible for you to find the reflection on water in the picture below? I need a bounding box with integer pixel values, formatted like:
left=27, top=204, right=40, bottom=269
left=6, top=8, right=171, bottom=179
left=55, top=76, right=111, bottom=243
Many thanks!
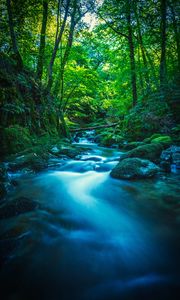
left=0, top=144, right=180, bottom=300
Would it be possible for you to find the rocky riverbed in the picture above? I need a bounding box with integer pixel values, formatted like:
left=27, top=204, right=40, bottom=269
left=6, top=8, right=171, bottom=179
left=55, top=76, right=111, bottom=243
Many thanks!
left=0, top=132, right=180, bottom=300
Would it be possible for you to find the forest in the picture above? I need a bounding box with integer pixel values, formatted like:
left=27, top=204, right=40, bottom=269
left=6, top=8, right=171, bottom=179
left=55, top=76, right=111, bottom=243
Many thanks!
left=0, top=0, right=180, bottom=300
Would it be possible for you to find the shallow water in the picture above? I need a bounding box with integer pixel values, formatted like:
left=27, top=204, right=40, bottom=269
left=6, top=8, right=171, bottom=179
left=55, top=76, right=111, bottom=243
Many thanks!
left=0, top=143, right=180, bottom=300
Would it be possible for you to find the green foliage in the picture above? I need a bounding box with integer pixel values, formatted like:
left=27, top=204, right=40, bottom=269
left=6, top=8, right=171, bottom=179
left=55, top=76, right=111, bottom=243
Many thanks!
left=2, top=125, right=32, bottom=154
left=121, top=99, right=174, bottom=140
left=0, top=0, right=180, bottom=155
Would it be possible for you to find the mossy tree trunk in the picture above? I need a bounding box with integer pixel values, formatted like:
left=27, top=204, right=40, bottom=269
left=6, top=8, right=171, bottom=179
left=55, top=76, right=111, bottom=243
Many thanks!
left=36, top=0, right=48, bottom=82
left=160, top=0, right=167, bottom=90
left=6, top=0, right=23, bottom=68
left=46, top=0, right=70, bottom=93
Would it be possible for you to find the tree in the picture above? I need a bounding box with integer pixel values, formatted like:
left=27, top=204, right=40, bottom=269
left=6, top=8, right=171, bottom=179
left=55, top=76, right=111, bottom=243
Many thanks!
left=6, top=0, right=23, bottom=67
left=98, top=0, right=138, bottom=106
left=160, top=0, right=167, bottom=89
left=46, top=0, right=71, bottom=92
left=36, top=0, right=48, bottom=81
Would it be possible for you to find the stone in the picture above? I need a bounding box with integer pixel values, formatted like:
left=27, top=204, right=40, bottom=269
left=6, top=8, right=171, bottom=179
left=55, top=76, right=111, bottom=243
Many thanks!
left=160, top=146, right=180, bottom=172
left=110, top=158, right=159, bottom=180
left=172, top=153, right=180, bottom=168
left=151, top=135, right=172, bottom=145
left=8, top=153, right=48, bottom=172
left=120, top=143, right=163, bottom=163
left=122, top=142, right=145, bottom=150
left=0, top=196, right=38, bottom=219
left=0, top=163, right=10, bottom=199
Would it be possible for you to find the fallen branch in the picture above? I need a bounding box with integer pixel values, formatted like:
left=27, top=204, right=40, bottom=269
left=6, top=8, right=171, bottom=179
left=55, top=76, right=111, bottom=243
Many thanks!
left=70, top=123, right=119, bottom=132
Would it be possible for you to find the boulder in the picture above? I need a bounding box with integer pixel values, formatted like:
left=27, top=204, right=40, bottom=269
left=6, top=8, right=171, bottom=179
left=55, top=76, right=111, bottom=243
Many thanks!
left=8, top=153, right=48, bottom=172
left=120, top=143, right=163, bottom=163
left=0, top=196, right=38, bottom=219
left=160, top=146, right=180, bottom=173
left=0, top=164, right=10, bottom=199
left=110, top=158, right=159, bottom=180
left=143, top=133, right=162, bottom=143
left=151, top=135, right=172, bottom=145
left=122, top=141, right=145, bottom=150
left=58, top=147, right=82, bottom=158
left=172, top=152, right=180, bottom=167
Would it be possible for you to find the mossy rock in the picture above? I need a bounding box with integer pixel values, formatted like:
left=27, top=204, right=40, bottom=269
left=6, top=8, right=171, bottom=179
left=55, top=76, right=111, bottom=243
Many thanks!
left=171, top=125, right=180, bottom=134
left=57, top=146, right=83, bottom=159
left=122, top=142, right=146, bottom=150
left=151, top=135, right=172, bottom=145
left=98, top=133, right=124, bottom=147
left=2, top=125, right=32, bottom=154
left=143, top=133, right=162, bottom=143
left=110, top=158, right=159, bottom=180
left=8, top=152, right=48, bottom=172
left=121, top=143, right=164, bottom=163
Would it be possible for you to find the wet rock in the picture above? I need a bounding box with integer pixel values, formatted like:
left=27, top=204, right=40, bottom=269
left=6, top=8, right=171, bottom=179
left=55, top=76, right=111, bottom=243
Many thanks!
left=0, top=183, right=6, bottom=199
left=80, top=156, right=103, bottom=162
left=110, top=158, right=159, bottom=180
left=49, top=146, right=61, bottom=155
left=160, top=146, right=180, bottom=172
left=143, top=133, right=162, bottom=143
left=0, top=163, right=11, bottom=199
left=74, top=130, right=95, bottom=143
left=8, top=153, right=48, bottom=172
left=172, top=152, right=180, bottom=167
left=122, top=142, right=146, bottom=150
left=95, top=161, right=117, bottom=172
left=58, top=147, right=81, bottom=158
left=0, top=164, right=8, bottom=181
left=0, top=196, right=38, bottom=219
left=120, top=143, right=163, bottom=163
left=159, top=161, right=171, bottom=172
left=151, top=135, right=172, bottom=146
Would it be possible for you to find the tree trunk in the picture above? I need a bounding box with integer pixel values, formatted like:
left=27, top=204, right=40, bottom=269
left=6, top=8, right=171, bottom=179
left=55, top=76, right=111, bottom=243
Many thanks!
left=36, top=0, right=48, bottom=81
left=169, top=1, right=180, bottom=71
left=46, top=0, right=70, bottom=92
left=59, top=0, right=77, bottom=108
left=160, top=0, right=167, bottom=88
left=70, top=122, right=119, bottom=132
left=137, top=45, right=145, bottom=95
left=134, top=4, right=150, bottom=92
left=126, top=2, right=137, bottom=106
left=6, top=0, right=23, bottom=68
left=145, top=48, right=158, bottom=87
left=58, top=111, right=71, bottom=138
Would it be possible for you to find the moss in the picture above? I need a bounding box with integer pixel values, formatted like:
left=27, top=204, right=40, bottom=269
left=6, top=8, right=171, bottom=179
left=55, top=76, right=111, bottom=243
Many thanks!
left=2, top=125, right=32, bottom=154
left=8, top=152, right=48, bottom=172
left=98, top=132, right=124, bottom=147
left=122, top=142, right=146, bottom=150
left=171, top=125, right=180, bottom=133
left=110, top=158, right=159, bottom=179
left=121, top=143, right=164, bottom=162
left=151, top=135, right=172, bottom=145
left=143, top=133, right=162, bottom=143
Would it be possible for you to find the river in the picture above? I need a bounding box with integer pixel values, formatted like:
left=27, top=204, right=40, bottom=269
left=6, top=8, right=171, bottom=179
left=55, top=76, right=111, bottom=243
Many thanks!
left=0, top=139, right=180, bottom=300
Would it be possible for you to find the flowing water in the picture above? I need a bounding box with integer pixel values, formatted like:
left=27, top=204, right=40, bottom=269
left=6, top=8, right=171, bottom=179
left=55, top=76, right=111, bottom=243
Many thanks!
left=0, top=139, right=180, bottom=300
